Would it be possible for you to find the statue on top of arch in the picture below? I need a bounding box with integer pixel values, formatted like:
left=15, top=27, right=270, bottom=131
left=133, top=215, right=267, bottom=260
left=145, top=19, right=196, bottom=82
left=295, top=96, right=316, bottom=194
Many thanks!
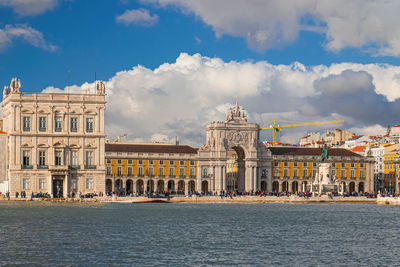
left=3, top=77, right=21, bottom=99
left=95, top=80, right=105, bottom=95
left=225, top=102, right=247, bottom=123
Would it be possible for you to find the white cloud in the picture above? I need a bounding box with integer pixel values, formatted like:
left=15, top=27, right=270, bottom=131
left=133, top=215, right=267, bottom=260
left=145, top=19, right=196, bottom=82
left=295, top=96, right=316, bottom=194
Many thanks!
left=39, top=53, right=400, bottom=146
left=150, top=0, right=400, bottom=56
left=0, top=24, right=57, bottom=52
left=116, top=8, right=159, bottom=26
left=0, top=0, right=59, bottom=16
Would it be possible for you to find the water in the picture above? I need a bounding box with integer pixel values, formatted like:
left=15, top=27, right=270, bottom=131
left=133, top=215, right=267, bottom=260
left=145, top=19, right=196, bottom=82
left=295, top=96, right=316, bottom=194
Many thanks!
left=0, top=202, right=399, bottom=266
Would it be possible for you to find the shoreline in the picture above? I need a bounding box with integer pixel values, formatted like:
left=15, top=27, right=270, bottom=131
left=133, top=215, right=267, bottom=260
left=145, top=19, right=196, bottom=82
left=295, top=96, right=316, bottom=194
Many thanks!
left=1, top=195, right=398, bottom=205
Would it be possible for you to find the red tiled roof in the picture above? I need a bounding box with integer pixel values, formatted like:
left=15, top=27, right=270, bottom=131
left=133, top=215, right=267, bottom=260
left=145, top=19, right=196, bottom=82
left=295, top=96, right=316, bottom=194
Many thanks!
left=105, top=143, right=198, bottom=154
left=267, top=146, right=362, bottom=157
left=0, top=130, right=6, bottom=134
left=350, top=146, right=366, bottom=152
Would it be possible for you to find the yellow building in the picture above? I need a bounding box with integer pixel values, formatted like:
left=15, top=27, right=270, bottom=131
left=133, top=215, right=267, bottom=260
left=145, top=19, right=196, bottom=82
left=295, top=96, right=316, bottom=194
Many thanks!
left=383, top=144, right=399, bottom=194
left=269, top=147, right=373, bottom=193
left=105, top=142, right=198, bottom=195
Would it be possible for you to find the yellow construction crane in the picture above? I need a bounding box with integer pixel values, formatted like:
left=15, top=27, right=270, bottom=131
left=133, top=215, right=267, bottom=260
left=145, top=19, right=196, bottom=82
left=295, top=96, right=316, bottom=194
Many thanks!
left=261, top=119, right=345, bottom=146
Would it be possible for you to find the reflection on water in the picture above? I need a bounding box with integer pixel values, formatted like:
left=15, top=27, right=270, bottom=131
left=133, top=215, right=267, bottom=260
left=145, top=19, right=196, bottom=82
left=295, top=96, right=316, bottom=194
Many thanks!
left=0, top=202, right=399, bottom=266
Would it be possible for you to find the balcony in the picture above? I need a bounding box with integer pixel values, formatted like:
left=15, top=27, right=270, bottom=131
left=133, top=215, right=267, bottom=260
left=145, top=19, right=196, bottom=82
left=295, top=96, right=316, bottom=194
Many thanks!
left=69, top=165, right=80, bottom=170
left=21, top=165, right=33, bottom=169
left=37, top=165, right=48, bottom=169
left=84, top=165, right=96, bottom=169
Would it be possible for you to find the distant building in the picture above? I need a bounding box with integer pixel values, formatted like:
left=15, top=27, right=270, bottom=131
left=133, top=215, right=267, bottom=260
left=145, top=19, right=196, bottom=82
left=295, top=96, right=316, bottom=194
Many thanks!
left=1, top=78, right=106, bottom=197
left=325, top=129, right=354, bottom=146
left=299, top=132, right=321, bottom=146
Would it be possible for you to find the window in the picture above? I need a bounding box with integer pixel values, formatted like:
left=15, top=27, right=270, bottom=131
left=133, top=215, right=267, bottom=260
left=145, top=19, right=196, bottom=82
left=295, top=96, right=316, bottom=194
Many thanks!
left=360, top=170, right=365, bottom=178
left=106, top=159, right=111, bottom=164
left=71, top=178, right=77, bottom=190
left=55, top=116, right=62, bottom=132
left=55, top=151, right=62, bottom=166
left=351, top=163, right=355, bottom=168
left=71, top=151, right=78, bottom=166
left=294, top=162, right=298, bottom=167
left=22, top=151, right=30, bottom=166
left=159, top=160, right=164, bottom=165
left=303, top=169, right=308, bottom=178
left=39, top=117, right=46, bottom=132
left=128, top=166, right=133, bottom=176
left=312, top=170, right=316, bottom=178
left=284, top=162, right=288, bottom=167
left=149, top=160, right=153, bottom=165
left=332, top=163, right=336, bottom=167
left=86, top=118, right=94, bottom=133
left=341, top=169, right=346, bottom=178
left=342, top=163, right=345, bottom=168
left=202, top=168, right=208, bottom=178
left=190, top=168, right=195, bottom=177
left=86, top=178, right=93, bottom=190
left=138, top=167, right=143, bottom=177
left=170, top=167, right=175, bottom=177
left=170, top=160, right=174, bottom=165
left=23, top=117, right=30, bottom=132
left=332, top=170, right=336, bottom=177
left=180, top=161, right=184, bottom=165
left=313, top=163, right=317, bottom=167
left=117, top=159, right=122, bottom=164
left=284, top=169, right=288, bottom=177
left=180, top=167, right=185, bottom=177
left=149, top=167, right=154, bottom=177
left=39, top=179, right=46, bottom=190
left=38, top=151, right=46, bottom=166
left=128, top=159, right=133, bottom=164
left=351, top=169, right=355, bottom=178
left=190, top=161, right=195, bottom=166
left=274, top=162, right=279, bottom=166
left=117, top=166, right=122, bottom=176
left=106, top=166, right=111, bottom=176
left=23, top=178, right=30, bottom=190
left=360, top=163, right=364, bottom=168
left=159, top=167, right=164, bottom=177
left=86, top=151, right=93, bottom=166
left=139, top=159, right=143, bottom=165
left=293, top=169, right=298, bottom=178
left=70, top=117, right=78, bottom=132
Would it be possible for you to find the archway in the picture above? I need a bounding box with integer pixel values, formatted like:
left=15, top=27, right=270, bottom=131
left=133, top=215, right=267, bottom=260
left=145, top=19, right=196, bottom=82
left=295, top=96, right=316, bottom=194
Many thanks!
left=115, top=179, right=123, bottom=193
left=126, top=179, right=133, bottom=194
left=136, top=180, right=144, bottom=195
left=349, top=182, right=355, bottom=193
left=201, top=181, right=209, bottom=193
left=167, top=180, right=175, bottom=193
left=260, top=181, right=267, bottom=192
left=178, top=180, right=185, bottom=195
left=147, top=180, right=154, bottom=193
left=272, top=181, right=279, bottom=192
left=157, top=180, right=164, bottom=193
left=227, top=146, right=246, bottom=193
left=282, top=181, right=289, bottom=192
left=188, top=180, right=195, bottom=193
left=358, top=182, right=364, bottom=193
left=106, top=179, right=112, bottom=193
left=292, top=181, right=298, bottom=194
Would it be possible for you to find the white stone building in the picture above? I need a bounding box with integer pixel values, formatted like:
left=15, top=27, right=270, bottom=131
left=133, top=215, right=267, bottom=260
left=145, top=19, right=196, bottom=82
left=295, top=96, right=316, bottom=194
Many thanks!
left=1, top=78, right=106, bottom=197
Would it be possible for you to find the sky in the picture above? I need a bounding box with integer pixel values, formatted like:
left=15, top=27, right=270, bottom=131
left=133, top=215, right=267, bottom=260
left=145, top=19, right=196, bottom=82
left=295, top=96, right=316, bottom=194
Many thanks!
left=1, top=0, right=400, bottom=146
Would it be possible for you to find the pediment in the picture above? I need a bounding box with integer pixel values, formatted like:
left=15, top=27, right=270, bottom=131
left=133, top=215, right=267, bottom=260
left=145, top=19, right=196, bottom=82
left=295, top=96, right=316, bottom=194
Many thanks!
left=21, top=109, right=34, bottom=114
left=84, top=110, right=97, bottom=115
left=38, top=143, right=50, bottom=148
left=85, top=143, right=97, bottom=149
left=38, top=109, right=50, bottom=114
left=69, top=144, right=81, bottom=149
left=53, top=142, right=66, bottom=148
left=21, top=143, right=33, bottom=148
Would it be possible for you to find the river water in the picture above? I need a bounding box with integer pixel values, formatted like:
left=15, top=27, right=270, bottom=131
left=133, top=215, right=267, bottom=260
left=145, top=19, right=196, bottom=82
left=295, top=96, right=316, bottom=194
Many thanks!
left=0, top=202, right=399, bottom=266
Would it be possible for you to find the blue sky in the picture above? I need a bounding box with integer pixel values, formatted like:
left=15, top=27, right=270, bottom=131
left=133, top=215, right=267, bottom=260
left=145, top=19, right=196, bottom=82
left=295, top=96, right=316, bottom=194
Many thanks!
left=1, top=0, right=400, bottom=145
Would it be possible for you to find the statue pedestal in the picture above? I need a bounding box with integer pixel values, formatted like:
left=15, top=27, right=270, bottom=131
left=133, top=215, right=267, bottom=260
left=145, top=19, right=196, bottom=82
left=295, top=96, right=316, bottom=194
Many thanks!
left=312, top=163, right=339, bottom=195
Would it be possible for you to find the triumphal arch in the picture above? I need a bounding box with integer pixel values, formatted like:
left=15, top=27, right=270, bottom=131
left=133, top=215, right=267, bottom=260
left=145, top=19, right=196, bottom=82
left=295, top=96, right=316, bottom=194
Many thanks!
left=197, top=104, right=271, bottom=193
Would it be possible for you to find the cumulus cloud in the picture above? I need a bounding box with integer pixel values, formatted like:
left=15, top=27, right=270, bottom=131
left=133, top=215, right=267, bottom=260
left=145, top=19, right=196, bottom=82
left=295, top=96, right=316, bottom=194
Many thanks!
left=0, top=24, right=57, bottom=52
left=116, top=8, right=159, bottom=26
left=0, top=0, right=59, bottom=16
left=38, top=53, right=400, bottom=146
left=150, top=0, right=400, bottom=56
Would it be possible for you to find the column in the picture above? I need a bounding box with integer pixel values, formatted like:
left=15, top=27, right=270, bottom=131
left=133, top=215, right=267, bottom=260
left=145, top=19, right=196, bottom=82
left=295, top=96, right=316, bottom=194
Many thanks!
left=185, top=180, right=189, bottom=195
left=196, top=164, right=202, bottom=192
left=222, top=166, right=226, bottom=192
left=278, top=181, right=282, bottom=192
left=64, top=174, right=69, bottom=197
left=253, top=167, right=257, bottom=191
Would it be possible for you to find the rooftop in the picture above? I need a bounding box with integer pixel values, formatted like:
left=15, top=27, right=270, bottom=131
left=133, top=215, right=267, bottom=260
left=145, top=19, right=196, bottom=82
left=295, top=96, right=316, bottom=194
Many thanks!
left=105, top=143, right=198, bottom=154
left=267, top=146, right=362, bottom=157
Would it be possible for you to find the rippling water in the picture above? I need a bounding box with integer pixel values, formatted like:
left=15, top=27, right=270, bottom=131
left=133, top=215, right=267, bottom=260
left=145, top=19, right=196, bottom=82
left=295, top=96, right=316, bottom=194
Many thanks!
left=0, top=202, right=399, bottom=266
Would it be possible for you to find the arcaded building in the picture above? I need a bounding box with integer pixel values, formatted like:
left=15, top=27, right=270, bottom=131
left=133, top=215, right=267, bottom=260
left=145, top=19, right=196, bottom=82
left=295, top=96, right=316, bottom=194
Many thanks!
left=105, top=143, right=198, bottom=194
left=1, top=78, right=106, bottom=197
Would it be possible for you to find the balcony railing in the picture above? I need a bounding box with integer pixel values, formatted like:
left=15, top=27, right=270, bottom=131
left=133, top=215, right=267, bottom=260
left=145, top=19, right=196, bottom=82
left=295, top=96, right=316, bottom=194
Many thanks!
left=21, top=165, right=33, bottom=169
left=69, top=165, right=80, bottom=170
left=85, top=165, right=96, bottom=169
left=37, top=165, right=48, bottom=169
